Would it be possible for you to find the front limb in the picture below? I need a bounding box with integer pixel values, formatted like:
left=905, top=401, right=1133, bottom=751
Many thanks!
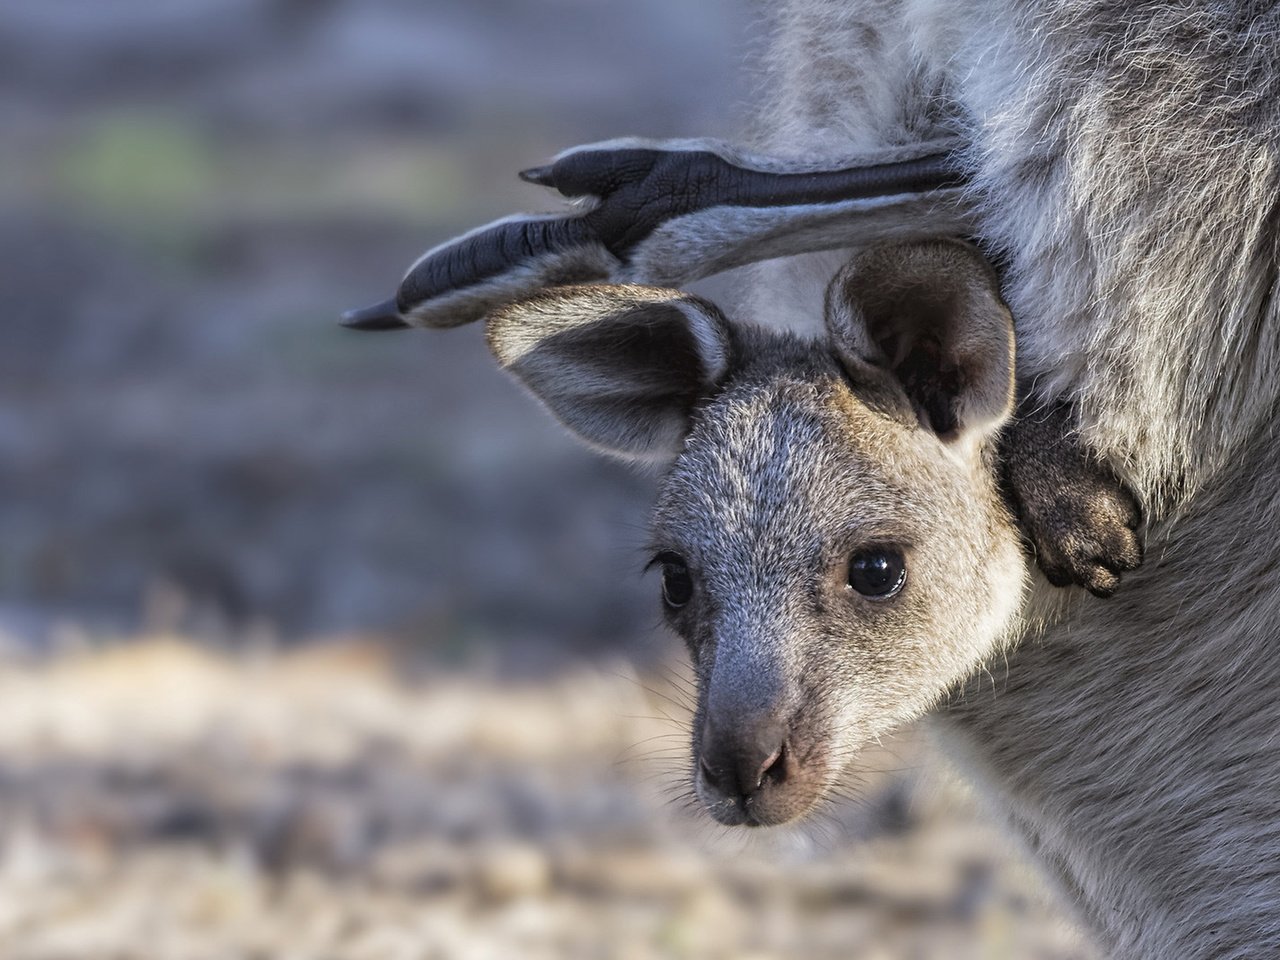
left=999, top=393, right=1144, bottom=598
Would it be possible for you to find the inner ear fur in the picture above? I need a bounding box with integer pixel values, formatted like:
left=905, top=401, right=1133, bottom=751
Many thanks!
left=486, top=284, right=733, bottom=461
left=824, top=240, right=1014, bottom=443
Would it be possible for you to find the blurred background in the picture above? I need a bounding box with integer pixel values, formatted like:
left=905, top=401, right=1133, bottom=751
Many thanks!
left=0, top=1, right=1093, bottom=957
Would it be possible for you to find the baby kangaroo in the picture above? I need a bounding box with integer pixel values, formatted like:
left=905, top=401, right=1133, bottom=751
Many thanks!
left=488, top=239, right=1140, bottom=825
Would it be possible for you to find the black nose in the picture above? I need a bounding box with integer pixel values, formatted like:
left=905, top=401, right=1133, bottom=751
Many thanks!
left=699, top=716, right=791, bottom=803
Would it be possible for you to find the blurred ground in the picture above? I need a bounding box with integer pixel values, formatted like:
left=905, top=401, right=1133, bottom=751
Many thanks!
left=2, top=2, right=1097, bottom=957
left=0, top=638, right=1091, bottom=960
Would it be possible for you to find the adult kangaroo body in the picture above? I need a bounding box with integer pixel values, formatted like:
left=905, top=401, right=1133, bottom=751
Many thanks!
left=763, top=2, right=1280, bottom=956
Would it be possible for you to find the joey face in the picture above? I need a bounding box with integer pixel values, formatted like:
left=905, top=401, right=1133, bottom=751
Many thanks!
left=652, top=338, right=1026, bottom=826
left=485, top=239, right=1029, bottom=829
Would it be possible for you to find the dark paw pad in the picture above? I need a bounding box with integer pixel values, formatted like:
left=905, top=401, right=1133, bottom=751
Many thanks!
left=1013, top=470, right=1144, bottom=599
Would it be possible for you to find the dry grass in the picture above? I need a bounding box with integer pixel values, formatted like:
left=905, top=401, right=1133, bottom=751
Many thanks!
left=0, top=638, right=1093, bottom=960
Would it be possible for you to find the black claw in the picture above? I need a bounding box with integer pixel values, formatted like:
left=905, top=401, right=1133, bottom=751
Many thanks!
left=518, top=165, right=557, bottom=187
left=340, top=297, right=410, bottom=331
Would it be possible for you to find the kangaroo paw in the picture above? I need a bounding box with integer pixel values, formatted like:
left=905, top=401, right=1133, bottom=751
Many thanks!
left=1001, top=399, right=1144, bottom=599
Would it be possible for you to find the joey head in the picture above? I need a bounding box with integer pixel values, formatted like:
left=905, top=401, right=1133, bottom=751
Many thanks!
left=487, top=239, right=1137, bottom=826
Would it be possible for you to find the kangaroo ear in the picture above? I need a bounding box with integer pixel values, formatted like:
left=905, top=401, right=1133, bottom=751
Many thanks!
left=487, top=285, right=733, bottom=461
left=824, top=240, right=1014, bottom=448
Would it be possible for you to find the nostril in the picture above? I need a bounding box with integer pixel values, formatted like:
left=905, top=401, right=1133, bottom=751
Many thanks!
left=757, top=741, right=789, bottom=788
left=699, top=754, right=724, bottom=791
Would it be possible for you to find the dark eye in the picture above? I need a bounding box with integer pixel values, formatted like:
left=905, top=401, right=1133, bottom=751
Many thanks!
left=848, top=548, right=906, bottom=599
left=652, top=552, right=694, bottom=608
